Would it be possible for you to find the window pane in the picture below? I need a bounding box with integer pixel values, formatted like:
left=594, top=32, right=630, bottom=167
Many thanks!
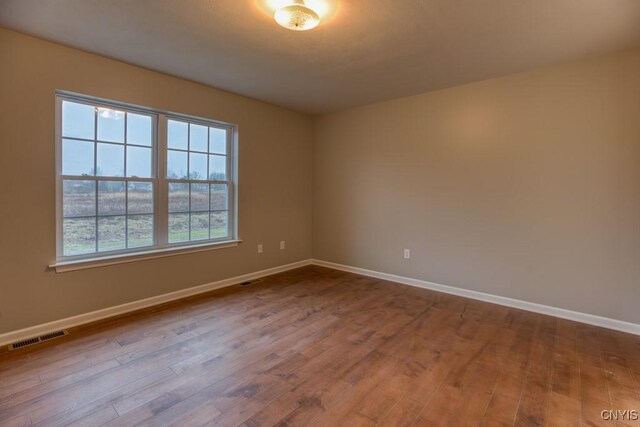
left=98, top=216, right=126, bottom=251
left=190, top=124, right=208, bottom=152
left=128, top=182, right=153, bottom=214
left=191, top=213, right=209, bottom=241
left=210, top=184, right=228, bottom=211
left=210, top=211, right=228, bottom=239
left=97, top=143, right=124, bottom=177
left=62, top=139, right=94, bottom=176
left=169, top=183, right=189, bottom=213
left=168, top=120, right=188, bottom=149
left=190, top=183, right=209, bottom=212
left=128, top=215, right=153, bottom=248
left=62, top=101, right=95, bottom=140
left=209, top=155, right=226, bottom=180
left=98, top=181, right=126, bottom=216
left=97, top=108, right=125, bottom=143
left=127, top=146, right=152, bottom=178
left=63, top=180, right=96, bottom=217
left=189, top=153, right=207, bottom=180
left=127, top=113, right=152, bottom=146
left=63, top=218, right=96, bottom=256
left=167, top=150, right=188, bottom=179
left=169, top=213, right=189, bottom=243
left=209, top=128, right=227, bottom=154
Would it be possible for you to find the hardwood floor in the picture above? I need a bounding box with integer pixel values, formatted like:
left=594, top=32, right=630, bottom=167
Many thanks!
left=1, top=266, right=639, bottom=426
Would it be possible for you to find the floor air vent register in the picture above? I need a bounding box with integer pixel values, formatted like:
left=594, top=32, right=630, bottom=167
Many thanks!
left=8, top=330, right=68, bottom=351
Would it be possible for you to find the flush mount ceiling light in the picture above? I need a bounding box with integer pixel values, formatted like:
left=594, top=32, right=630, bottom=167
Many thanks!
left=274, top=0, right=320, bottom=31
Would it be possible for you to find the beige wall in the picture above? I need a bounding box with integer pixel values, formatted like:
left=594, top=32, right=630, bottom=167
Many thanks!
left=0, top=29, right=313, bottom=334
left=314, top=49, right=640, bottom=324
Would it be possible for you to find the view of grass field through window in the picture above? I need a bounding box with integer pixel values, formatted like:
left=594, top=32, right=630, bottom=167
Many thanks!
left=63, top=180, right=154, bottom=254
left=166, top=119, right=230, bottom=244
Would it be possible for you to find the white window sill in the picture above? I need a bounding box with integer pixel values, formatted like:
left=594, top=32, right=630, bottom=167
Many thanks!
left=49, top=240, right=242, bottom=273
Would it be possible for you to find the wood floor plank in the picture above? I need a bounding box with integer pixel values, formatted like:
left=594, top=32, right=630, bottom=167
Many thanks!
left=0, top=377, right=41, bottom=400
left=1, top=266, right=638, bottom=426
left=376, top=397, right=423, bottom=427
left=548, top=391, right=581, bottom=427
left=305, top=352, right=400, bottom=426
left=30, top=369, right=174, bottom=426
left=1, top=414, right=31, bottom=427
left=64, top=404, right=120, bottom=427
left=513, top=340, right=554, bottom=426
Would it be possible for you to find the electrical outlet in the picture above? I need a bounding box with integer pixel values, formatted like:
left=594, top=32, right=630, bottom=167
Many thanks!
left=258, top=244, right=263, bottom=254
left=280, top=241, right=285, bottom=250
left=404, top=249, right=411, bottom=259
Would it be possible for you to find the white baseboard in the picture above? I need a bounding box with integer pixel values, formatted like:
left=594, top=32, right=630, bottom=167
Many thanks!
left=0, top=259, right=313, bottom=347
left=312, top=259, right=640, bottom=336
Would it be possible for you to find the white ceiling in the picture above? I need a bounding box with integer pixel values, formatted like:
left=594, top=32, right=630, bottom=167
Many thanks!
left=1, top=0, right=640, bottom=114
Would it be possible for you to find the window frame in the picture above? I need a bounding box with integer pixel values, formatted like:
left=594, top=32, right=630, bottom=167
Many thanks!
left=54, top=91, right=238, bottom=266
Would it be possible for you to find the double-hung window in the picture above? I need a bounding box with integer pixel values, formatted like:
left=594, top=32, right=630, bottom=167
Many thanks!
left=55, top=93, right=237, bottom=265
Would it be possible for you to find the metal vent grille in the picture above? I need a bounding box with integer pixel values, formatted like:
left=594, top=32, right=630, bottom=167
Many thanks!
left=9, top=337, right=40, bottom=350
left=8, top=330, right=68, bottom=351
left=40, top=330, right=67, bottom=341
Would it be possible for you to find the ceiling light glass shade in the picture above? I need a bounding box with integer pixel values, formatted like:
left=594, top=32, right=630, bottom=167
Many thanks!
left=274, top=2, right=320, bottom=31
